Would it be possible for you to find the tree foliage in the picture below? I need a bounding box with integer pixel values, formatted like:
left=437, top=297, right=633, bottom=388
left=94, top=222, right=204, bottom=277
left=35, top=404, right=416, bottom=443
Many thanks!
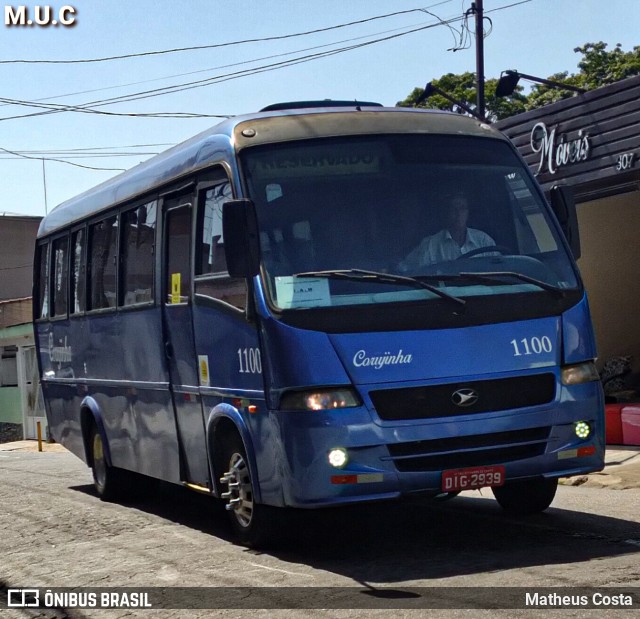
left=397, top=42, right=640, bottom=122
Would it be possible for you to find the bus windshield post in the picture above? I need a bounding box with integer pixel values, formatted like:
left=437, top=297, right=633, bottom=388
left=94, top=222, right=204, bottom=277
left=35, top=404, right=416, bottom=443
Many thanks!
left=222, top=198, right=261, bottom=278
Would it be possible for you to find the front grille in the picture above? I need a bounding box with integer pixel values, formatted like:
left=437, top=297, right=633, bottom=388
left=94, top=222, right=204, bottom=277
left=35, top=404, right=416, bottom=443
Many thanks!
left=370, top=373, right=556, bottom=421
left=387, top=426, right=551, bottom=472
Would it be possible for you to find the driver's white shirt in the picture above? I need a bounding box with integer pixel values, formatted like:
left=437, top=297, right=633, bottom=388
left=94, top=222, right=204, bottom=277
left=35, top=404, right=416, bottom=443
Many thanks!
left=405, top=227, right=496, bottom=268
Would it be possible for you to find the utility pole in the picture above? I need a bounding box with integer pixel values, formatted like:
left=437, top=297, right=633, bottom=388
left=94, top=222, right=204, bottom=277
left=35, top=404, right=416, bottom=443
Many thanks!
left=472, top=0, right=485, bottom=119
left=42, top=159, right=48, bottom=214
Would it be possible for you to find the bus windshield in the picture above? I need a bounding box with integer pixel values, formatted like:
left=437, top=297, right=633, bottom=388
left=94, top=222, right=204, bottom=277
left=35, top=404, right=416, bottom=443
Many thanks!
left=241, top=134, right=579, bottom=312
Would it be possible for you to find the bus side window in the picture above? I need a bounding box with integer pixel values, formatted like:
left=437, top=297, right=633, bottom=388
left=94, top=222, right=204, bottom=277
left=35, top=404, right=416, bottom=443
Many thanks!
left=165, top=204, right=192, bottom=304
left=89, top=215, right=118, bottom=310
left=36, top=243, right=49, bottom=319
left=71, top=228, right=86, bottom=314
left=51, top=236, right=69, bottom=318
left=195, top=181, right=247, bottom=311
left=198, top=182, right=231, bottom=275
left=121, top=201, right=157, bottom=306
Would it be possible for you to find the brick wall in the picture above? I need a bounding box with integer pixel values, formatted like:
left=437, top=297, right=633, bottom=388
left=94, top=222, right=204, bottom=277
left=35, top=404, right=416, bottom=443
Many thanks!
left=0, top=422, right=23, bottom=444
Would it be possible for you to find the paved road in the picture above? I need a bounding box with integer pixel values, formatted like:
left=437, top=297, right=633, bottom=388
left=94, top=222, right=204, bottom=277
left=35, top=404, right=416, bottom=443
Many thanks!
left=1, top=446, right=639, bottom=618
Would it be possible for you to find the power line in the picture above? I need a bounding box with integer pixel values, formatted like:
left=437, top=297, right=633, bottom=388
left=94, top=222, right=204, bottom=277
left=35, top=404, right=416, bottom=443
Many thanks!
left=0, top=147, right=127, bottom=171
left=0, top=14, right=452, bottom=110
left=0, top=18, right=463, bottom=121
left=485, top=0, right=532, bottom=15
left=0, top=1, right=531, bottom=123
left=7, top=143, right=173, bottom=153
left=0, top=18, right=450, bottom=121
left=0, top=144, right=170, bottom=164
left=79, top=22, right=459, bottom=104
left=0, top=153, right=160, bottom=159
left=0, top=3, right=454, bottom=65
left=0, top=97, right=230, bottom=119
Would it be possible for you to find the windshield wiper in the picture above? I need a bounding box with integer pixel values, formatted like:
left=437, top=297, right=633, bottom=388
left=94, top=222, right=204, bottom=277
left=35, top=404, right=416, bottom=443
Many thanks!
left=459, top=271, right=567, bottom=297
left=293, top=268, right=466, bottom=307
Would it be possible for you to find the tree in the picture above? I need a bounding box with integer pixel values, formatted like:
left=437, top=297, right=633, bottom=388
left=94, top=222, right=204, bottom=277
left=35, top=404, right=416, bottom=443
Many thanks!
left=575, top=42, right=640, bottom=88
left=523, top=71, right=585, bottom=111
left=397, top=42, right=640, bottom=121
left=525, top=43, right=640, bottom=110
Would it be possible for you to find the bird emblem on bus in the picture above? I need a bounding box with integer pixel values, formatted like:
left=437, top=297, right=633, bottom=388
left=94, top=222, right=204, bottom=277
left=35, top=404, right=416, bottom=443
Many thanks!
left=452, top=388, right=479, bottom=407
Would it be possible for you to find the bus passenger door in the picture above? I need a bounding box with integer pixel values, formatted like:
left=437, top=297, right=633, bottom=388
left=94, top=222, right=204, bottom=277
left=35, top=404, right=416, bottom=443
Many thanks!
left=162, top=194, right=210, bottom=487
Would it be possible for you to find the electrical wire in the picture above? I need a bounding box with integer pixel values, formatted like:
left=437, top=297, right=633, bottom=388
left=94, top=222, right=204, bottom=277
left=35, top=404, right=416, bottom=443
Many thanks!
left=0, top=18, right=464, bottom=121
left=419, top=7, right=461, bottom=49
left=0, top=0, right=532, bottom=122
left=0, top=147, right=127, bottom=171
left=0, top=3, right=455, bottom=65
left=0, top=152, right=160, bottom=161
left=0, top=98, right=230, bottom=119
left=0, top=13, right=453, bottom=110
left=10, top=143, right=173, bottom=152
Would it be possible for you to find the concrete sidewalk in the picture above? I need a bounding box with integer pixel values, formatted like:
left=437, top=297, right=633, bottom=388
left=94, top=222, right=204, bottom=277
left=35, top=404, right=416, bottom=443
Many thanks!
left=0, top=439, right=67, bottom=453
left=1, top=440, right=639, bottom=488
left=577, top=445, right=640, bottom=490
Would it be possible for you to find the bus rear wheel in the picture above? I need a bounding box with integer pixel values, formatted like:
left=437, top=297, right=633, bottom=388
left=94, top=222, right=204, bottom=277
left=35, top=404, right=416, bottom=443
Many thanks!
left=492, top=477, right=558, bottom=515
left=89, top=425, right=127, bottom=502
left=218, top=433, right=275, bottom=547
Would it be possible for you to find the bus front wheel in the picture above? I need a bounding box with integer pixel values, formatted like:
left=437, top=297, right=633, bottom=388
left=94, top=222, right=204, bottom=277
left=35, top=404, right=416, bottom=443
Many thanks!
left=217, top=433, right=275, bottom=547
left=492, top=477, right=558, bottom=514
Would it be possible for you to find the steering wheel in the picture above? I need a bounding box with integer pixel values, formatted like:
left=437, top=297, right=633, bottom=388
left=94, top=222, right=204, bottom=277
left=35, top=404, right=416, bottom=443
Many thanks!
left=457, top=245, right=510, bottom=260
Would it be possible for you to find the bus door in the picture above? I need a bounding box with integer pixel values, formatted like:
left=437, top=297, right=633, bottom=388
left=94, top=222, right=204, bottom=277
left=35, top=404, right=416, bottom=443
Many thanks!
left=162, top=191, right=210, bottom=488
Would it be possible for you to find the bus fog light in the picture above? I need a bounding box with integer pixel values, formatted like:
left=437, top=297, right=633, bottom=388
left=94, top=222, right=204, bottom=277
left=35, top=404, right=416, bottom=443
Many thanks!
left=328, top=448, right=348, bottom=468
left=575, top=421, right=591, bottom=439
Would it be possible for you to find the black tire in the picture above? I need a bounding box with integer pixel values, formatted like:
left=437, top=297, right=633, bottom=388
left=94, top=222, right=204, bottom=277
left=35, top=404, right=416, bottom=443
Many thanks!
left=217, top=432, right=279, bottom=547
left=89, top=425, right=128, bottom=502
left=492, top=477, right=558, bottom=515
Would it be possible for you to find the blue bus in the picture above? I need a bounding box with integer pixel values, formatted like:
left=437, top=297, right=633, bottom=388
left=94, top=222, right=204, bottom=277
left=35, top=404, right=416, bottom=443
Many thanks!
left=34, top=102, right=604, bottom=546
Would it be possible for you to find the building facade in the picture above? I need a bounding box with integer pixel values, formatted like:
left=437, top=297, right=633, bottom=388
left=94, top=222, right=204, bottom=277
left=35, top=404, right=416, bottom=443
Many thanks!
left=495, top=74, right=640, bottom=377
left=0, top=214, right=44, bottom=441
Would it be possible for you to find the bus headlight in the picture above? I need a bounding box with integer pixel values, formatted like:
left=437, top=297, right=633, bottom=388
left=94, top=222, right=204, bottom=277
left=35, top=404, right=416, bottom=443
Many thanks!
left=280, top=388, right=361, bottom=411
left=561, top=362, right=600, bottom=385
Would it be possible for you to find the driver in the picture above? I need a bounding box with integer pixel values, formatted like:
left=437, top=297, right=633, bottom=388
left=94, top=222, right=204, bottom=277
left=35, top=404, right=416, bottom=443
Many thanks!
left=401, top=193, right=496, bottom=270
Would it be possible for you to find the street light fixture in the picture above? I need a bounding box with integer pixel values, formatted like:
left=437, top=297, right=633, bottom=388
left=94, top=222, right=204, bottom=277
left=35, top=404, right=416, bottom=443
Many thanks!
left=415, top=82, right=485, bottom=121
left=495, top=70, right=587, bottom=97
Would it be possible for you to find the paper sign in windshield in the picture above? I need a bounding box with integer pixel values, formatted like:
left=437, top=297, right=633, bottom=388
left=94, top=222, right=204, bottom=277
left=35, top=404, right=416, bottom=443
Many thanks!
left=275, top=277, right=330, bottom=309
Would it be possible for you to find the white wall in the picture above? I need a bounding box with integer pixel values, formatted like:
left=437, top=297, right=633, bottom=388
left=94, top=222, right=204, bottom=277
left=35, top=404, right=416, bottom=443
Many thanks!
left=577, top=190, right=640, bottom=374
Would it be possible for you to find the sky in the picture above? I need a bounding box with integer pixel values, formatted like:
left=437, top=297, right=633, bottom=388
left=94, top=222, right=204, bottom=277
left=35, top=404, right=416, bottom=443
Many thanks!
left=0, top=0, right=638, bottom=219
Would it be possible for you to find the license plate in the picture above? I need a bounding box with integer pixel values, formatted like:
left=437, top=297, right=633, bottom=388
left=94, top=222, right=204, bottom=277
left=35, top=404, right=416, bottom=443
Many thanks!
left=441, top=465, right=505, bottom=492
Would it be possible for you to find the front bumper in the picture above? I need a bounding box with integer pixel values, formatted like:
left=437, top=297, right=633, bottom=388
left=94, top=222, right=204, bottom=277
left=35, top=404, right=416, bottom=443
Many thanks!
left=268, top=381, right=604, bottom=508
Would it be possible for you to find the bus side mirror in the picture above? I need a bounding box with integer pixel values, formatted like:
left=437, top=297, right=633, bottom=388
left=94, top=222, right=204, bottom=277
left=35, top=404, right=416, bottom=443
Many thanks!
left=550, top=184, right=581, bottom=261
left=222, top=199, right=261, bottom=278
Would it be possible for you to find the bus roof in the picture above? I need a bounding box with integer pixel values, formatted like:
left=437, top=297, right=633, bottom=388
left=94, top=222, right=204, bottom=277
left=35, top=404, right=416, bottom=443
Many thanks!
left=38, top=106, right=504, bottom=238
